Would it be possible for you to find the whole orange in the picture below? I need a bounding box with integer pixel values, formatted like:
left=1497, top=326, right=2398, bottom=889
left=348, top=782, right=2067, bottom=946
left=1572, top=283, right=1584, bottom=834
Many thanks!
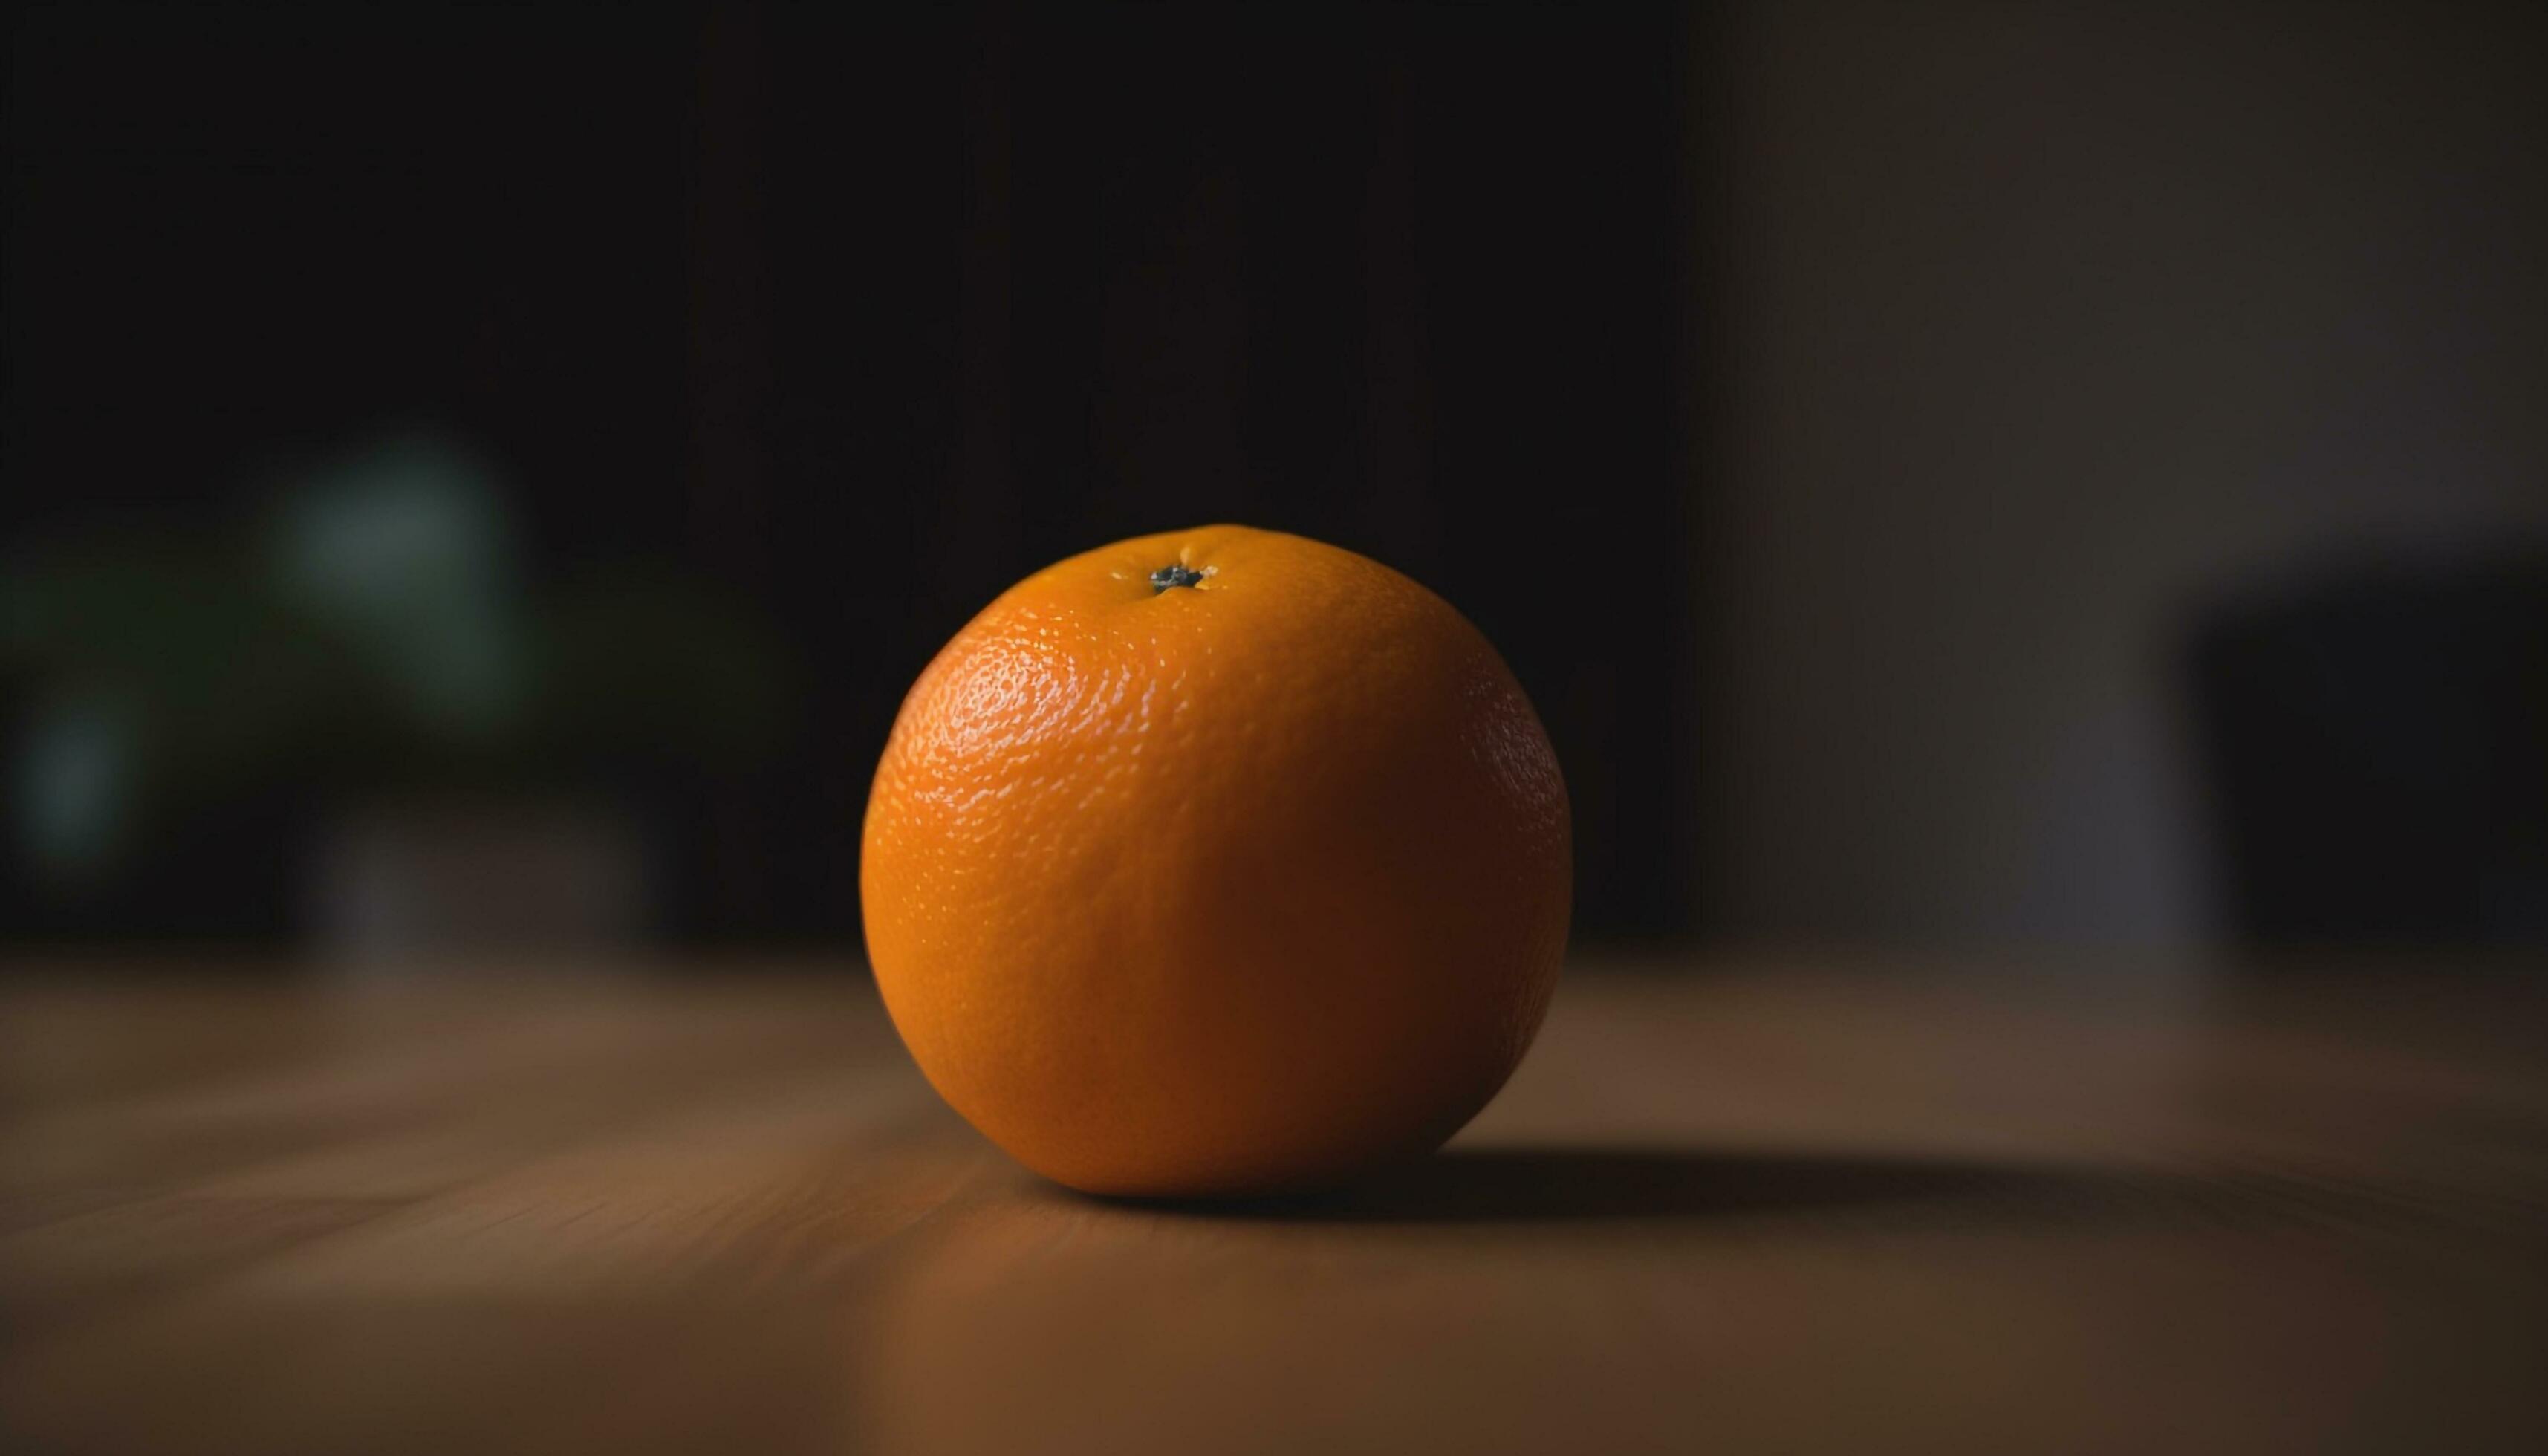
left=860, top=525, right=1570, bottom=1197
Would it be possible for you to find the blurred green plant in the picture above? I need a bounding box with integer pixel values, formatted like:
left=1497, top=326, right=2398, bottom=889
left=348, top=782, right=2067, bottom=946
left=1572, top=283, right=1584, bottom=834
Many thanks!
left=4, top=435, right=788, bottom=887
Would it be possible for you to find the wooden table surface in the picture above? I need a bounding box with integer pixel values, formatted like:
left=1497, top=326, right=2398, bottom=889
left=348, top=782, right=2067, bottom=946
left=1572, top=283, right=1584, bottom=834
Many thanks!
left=2, top=955, right=2544, bottom=1455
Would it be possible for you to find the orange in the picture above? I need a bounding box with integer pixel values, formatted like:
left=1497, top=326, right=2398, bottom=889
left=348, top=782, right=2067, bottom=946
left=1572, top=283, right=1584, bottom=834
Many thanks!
left=859, top=525, right=1570, bottom=1197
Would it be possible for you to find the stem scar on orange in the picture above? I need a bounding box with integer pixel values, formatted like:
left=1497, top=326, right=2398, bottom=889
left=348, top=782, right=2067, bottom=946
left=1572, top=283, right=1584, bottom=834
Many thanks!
left=859, top=525, right=1570, bottom=1197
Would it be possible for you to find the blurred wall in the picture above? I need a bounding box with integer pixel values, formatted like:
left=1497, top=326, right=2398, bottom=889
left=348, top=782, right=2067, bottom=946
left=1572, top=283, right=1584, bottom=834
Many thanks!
left=1696, top=1, right=2548, bottom=947
left=3, top=4, right=1692, bottom=948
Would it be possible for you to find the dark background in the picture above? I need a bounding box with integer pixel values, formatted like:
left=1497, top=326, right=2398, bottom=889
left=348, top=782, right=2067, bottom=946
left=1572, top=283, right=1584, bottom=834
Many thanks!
left=7, top=1, right=2545, bottom=958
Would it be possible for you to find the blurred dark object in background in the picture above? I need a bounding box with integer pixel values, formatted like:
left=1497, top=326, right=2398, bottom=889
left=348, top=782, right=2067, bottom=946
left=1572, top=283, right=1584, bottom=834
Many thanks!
left=4, top=434, right=784, bottom=953
left=2191, top=550, right=2548, bottom=949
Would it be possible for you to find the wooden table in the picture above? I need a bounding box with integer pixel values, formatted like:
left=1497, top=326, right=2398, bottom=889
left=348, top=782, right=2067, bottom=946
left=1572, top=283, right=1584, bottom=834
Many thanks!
left=3, top=955, right=2544, bottom=1455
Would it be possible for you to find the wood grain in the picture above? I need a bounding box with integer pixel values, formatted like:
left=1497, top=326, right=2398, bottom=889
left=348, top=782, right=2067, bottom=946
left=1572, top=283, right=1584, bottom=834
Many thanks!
left=2, top=955, right=2544, bottom=1455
